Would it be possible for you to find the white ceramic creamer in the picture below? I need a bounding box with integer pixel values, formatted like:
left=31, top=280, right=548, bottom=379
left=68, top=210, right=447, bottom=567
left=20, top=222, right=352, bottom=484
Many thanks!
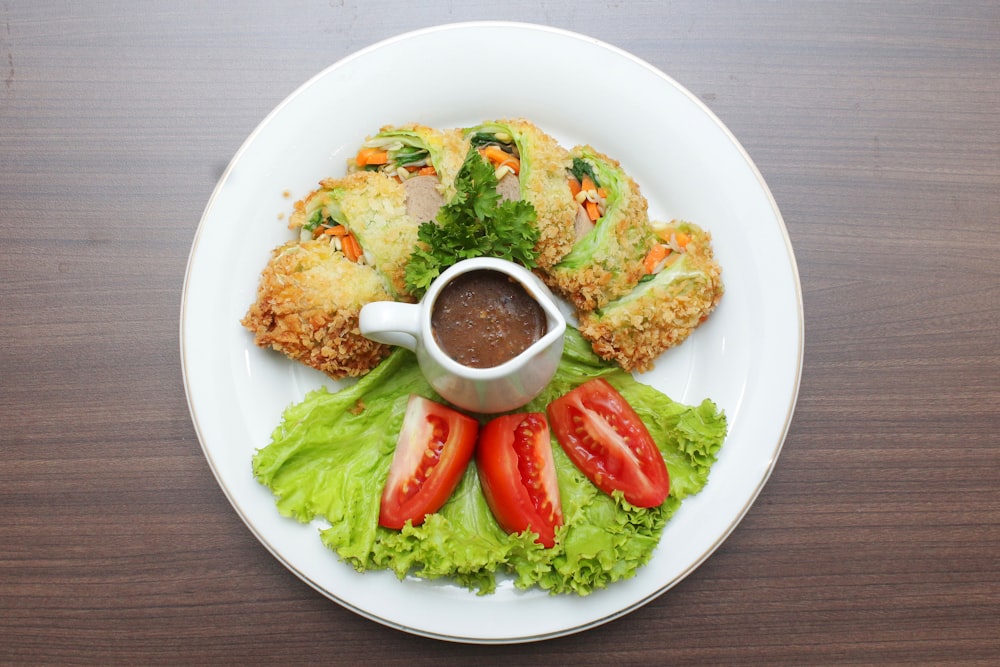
left=359, top=257, right=566, bottom=413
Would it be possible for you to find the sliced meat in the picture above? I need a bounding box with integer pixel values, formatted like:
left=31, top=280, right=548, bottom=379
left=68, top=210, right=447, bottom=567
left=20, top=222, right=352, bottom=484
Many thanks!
left=402, top=175, right=445, bottom=223
left=574, top=204, right=594, bottom=241
left=496, top=173, right=521, bottom=202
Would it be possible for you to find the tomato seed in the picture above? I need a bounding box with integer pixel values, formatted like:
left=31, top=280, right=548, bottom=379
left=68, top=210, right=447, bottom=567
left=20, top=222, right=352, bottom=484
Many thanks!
left=511, top=415, right=551, bottom=514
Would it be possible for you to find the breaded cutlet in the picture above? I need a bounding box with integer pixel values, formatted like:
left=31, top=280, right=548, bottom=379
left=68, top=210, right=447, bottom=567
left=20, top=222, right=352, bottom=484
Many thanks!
left=241, top=239, right=393, bottom=378
left=540, top=145, right=655, bottom=312
left=466, top=118, right=579, bottom=270
left=577, top=221, right=723, bottom=373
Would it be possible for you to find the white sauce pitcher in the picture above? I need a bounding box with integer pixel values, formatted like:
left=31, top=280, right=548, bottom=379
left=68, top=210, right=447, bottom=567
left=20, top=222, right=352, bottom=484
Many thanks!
left=359, top=257, right=567, bottom=413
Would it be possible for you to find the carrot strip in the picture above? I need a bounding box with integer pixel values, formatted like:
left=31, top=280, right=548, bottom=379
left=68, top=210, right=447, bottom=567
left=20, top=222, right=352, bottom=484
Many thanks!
left=643, top=244, right=670, bottom=274
left=580, top=175, right=596, bottom=193
left=481, top=145, right=509, bottom=164
left=324, top=224, right=350, bottom=236
left=418, top=165, right=437, bottom=176
left=481, top=145, right=520, bottom=174
left=675, top=232, right=691, bottom=248
left=356, top=147, right=389, bottom=166
left=342, top=233, right=363, bottom=262
left=568, top=177, right=582, bottom=197
left=584, top=199, right=601, bottom=222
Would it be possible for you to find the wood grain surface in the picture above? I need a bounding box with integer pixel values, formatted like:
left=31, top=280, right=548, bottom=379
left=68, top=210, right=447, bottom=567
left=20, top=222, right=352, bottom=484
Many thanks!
left=2, top=1, right=997, bottom=664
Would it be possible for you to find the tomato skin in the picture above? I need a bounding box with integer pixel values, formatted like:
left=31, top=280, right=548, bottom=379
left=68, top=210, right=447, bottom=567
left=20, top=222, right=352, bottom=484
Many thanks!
left=476, top=413, right=563, bottom=548
left=379, top=395, right=479, bottom=530
left=547, top=379, right=669, bottom=508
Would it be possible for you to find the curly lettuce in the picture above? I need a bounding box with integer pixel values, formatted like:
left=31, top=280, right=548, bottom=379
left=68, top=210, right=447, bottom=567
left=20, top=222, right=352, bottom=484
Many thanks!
left=252, top=328, right=727, bottom=595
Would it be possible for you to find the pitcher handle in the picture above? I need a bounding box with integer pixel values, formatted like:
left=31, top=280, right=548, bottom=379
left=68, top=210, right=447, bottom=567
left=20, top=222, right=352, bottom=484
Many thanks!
left=359, top=301, right=421, bottom=351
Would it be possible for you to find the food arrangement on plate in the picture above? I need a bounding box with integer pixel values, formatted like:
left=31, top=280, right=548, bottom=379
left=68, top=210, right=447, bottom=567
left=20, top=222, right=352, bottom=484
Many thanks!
left=241, top=118, right=729, bottom=595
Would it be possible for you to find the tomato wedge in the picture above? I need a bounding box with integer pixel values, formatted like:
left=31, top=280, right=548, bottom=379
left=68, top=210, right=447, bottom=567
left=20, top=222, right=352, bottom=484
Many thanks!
left=379, top=395, right=479, bottom=529
left=547, top=379, right=669, bottom=508
left=476, top=413, right=563, bottom=548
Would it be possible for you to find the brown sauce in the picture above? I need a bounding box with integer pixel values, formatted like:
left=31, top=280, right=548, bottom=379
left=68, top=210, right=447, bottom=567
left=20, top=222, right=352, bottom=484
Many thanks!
left=431, top=269, right=547, bottom=369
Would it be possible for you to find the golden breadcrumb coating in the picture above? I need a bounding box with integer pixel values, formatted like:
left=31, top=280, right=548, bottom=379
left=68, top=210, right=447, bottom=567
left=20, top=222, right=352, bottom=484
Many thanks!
left=241, top=240, right=392, bottom=378
left=432, top=127, right=473, bottom=200
left=541, top=145, right=655, bottom=311
left=289, top=171, right=419, bottom=301
left=577, top=221, right=724, bottom=373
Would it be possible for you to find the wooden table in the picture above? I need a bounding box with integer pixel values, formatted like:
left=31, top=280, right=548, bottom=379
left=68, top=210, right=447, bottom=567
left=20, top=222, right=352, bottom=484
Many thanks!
left=2, top=2, right=997, bottom=664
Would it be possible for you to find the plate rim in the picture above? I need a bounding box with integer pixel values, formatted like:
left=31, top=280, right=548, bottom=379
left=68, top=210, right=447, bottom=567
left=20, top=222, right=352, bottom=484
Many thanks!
left=180, top=20, right=804, bottom=644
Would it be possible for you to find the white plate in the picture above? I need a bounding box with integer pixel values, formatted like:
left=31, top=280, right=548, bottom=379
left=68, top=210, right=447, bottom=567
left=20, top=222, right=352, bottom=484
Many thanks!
left=181, top=22, right=803, bottom=643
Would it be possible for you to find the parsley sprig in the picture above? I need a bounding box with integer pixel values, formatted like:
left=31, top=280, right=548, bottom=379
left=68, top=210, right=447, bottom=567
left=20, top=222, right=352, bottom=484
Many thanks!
left=404, top=147, right=539, bottom=297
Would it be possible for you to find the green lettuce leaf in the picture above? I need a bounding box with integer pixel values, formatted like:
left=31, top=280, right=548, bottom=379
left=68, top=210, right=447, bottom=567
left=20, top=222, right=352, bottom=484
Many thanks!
left=252, top=328, right=727, bottom=595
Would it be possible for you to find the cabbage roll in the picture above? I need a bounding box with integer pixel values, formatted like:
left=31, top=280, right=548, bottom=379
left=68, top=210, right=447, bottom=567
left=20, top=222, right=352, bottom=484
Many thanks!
left=464, top=119, right=577, bottom=269
left=542, top=145, right=655, bottom=311
left=290, top=171, right=421, bottom=301
left=577, top=220, right=723, bottom=373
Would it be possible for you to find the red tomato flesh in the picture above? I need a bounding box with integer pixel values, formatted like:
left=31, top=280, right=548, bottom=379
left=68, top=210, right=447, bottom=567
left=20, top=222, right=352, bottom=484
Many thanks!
left=379, top=395, right=479, bottom=529
left=547, top=379, right=669, bottom=508
left=476, top=413, right=563, bottom=548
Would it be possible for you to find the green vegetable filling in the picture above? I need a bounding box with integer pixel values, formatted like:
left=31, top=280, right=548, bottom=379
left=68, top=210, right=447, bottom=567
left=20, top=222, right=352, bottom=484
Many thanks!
left=390, top=145, right=429, bottom=167
left=569, top=156, right=600, bottom=188
left=468, top=131, right=514, bottom=153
